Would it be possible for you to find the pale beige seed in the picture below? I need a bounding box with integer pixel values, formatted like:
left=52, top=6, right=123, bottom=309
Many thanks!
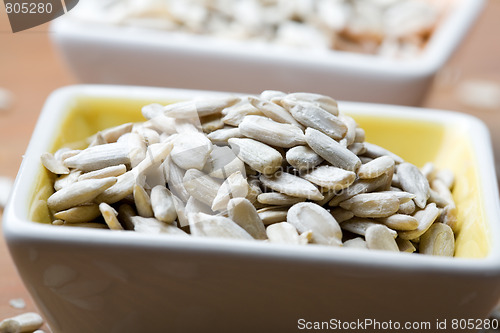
left=184, top=196, right=214, bottom=224
left=133, top=184, right=154, bottom=218
left=428, top=189, right=450, bottom=208
left=339, top=192, right=400, bottom=218
left=354, top=128, right=365, bottom=143
left=211, top=171, right=249, bottom=211
left=121, top=132, right=147, bottom=168
left=131, top=216, right=187, bottom=235
left=246, top=179, right=263, bottom=204
left=330, top=207, right=355, bottom=223
left=47, top=177, right=117, bottom=212
left=164, top=155, right=190, bottom=202
left=171, top=194, right=188, bottom=227
left=358, top=156, right=395, bottom=179
left=145, top=114, right=177, bottom=135
left=248, top=96, right=303, bottom=128
left=341, top=218, right=398, bottom=238
left=228, top=138, right=282, bottom=175
left=281, top=92, right=339, bottom=116
left=163, top=96, right=239, bottom=118
left=347, top=143, right=366, bottom=155
left=436, top=204, right=458, bottom=234
left=40, top=152, right=70, bottom=175
left=289, top=102, right=347, bottom=140
left=59, top=222, right=108, bottom=229
left=397, top=162, right=431, bottom=209
left=266, top=222, right=306, bottom=245
left=260, top=90, right=286, bottom=103
left=377, top=190, right=416, bottom=204
left=54, top=170, right=82, bottom=191
left=171, top=132, right=213, bottom=171
left=329, top=172, right=392, bottom=206
left=398, top=199, right=416, bottom=215
left=339, top=115, right=357, bottom=147
left=100, top=123, right=133, bottom=143
left=207, top=127, right=243, bottom=144
left=203, top=145, right=245, bottom=179
left=285, top=145, right=323, bottom=171
left=183, top=169, right=221, bottom=207
left=63, top=142, right=131, bottom=172
left=343, top=237, right=368, bottom=249
left=227, top=197, right=267, bottom=239
left=257, top=207, right=289, bottom=225
left=201, top=113, right=225, bottom=133
left=257, top=192, right=306, bottom=205
left=363, top=142, right=404, bottom=164
left=239, top=115, right=306, bottom=148
left=134, top=126, right=160, bottom=145
left=419, top=223, right=455, bottom=256
left=78, top=164, right=127, bottom=181
left=431, top=178, right=454, bottom=206
left=420, top=162, right=435, bottom=182
left=259, top=172, right=323, bottom=201
left=221, top=100, right=264, bottom=126
left=0, top=312, right=44, bottom=333
left=53, top=204, right=101, bottom=223
left=302, top=165, right=356, bottom=191
left=287, top=202, right=342, bottom=246
left=398, top=203, right=440, bottom=240
left=189, top=212, right=254, bottom=240
left=435, top=169, right=455, bottom=189
left=305, top=128, right=361, bottom=172
left=151, top=185, right=178, bottom=224
left=377, top=214, right=418, bottom=231
left=142, top=103, right=164, bottom=120
left=396, top=238, right=416, bottom=253
left=365, top=225, right=399, bottom=252
left=59, top=149, right=82, bottom=162
left=99, top=202, right=124, bottom=230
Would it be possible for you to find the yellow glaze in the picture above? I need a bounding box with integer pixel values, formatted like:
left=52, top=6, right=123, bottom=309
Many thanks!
left=30, top=98, right=489, bottom=259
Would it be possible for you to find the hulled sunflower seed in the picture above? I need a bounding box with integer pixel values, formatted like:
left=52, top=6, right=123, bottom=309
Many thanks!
left=150, top=185, right=177, bottom=223
left=0, top=312, right=44, bottom=333
left=363, top=142, right=404, bottom=164
left=358, top=156, right=395, bottom=179
left=301, top=165, right=356, bottom=191
left=305, top=128, right=361, bottom=172
left=289, top=102, right=347, bottom=140
left=211, top=171, right=249, bottom=211
left=183, top=169, right=221, bottom=207
left=99, top=202, right=123, bottom=230
left=203, top=145, right=246, bottom=179
left=266, top=222, right=308, bottom=245
left=287, top=202, right=342, bottom=246
left=131, top=216, right=187, bottom=235
left=189, top=212, right=254, bottom=240
left=207, top=126, right=243, bottom=144
left=133, top=184, right=154, bottom=218
left=228, top=138, right=283, bottom=175
left=163, top=96, right=239, bottom=118
left=330, top=207, right=355, bottom=223
left=53, top=204, right=101, bottom=223
left=78, top=164, right=127, bottom=181
left=257, top=192, right=306, bottom=206
left=239, top=115, right=305, bottom=148
left=281, top=92, right=339, bottom=116
left=227, top=197, right=267, bottom=239
left=396, top=238, right=416, bottom=253
left=377, top=214, right=418, bottom=231
left=171, top=132, right=212, bottom=171
left=259, top=172, right=324, bottom=201
left=398, top=203, right=440, bottom=240
left=47, top=177, right=117, bottom=212
left=397, top=162, right=431, bottom=209
left=343, top=237, right=368, bottom=249
left=285, top=145, right=323, bottom=171
left=63, top=142, right=131, bottom=172
left=329, top=172, right=392, bottom=206
left=419, top=222, right=455, bottom=256
left=365, top=224, right=399, bottom=252
left=339, top=192, right=400, bottom=218
left=248, top=96, right=303, bottom=129
left=257, top=206, right=289, bottom=225
left=40, top=152, right=70, bottom=175
left=341, top=218, right=398, bottom=238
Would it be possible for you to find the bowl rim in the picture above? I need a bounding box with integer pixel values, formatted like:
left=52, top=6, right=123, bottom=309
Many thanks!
left=3, top=84, right=500, bottom=274
left=50, top=0, right=486, bottom=76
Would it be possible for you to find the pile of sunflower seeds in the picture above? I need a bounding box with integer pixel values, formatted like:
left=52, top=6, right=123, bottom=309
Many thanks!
left=69, top=0, right=453, bottom=58
left=41, top=91, right=457, bottom=256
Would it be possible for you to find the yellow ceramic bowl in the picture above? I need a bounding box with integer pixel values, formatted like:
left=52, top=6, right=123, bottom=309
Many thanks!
left=4, top=85, right=500, bottom=333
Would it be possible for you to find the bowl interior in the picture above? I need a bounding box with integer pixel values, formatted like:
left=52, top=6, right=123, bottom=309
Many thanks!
left=28, top=93, right=490, bottom=259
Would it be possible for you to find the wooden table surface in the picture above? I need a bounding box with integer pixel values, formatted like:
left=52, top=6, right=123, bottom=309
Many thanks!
left=1, top=2, right=500, bottom=331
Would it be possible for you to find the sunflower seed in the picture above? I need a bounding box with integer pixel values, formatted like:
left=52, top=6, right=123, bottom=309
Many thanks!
left=0, top=312, right=43, bottom=333
left=164, top=155, right=190, bottom=202
left=248, top=96, right=303, bottom=128
left=281, top=92, right=339, bottom=116
left=257, top=207, right=289, bottom=225
left=396, top=238, right=416, bottom=253
left=358, top=156, right=395, bottom=179
left=397, top=162, right=430, bottom=209
left=227, top=197, right=266, bottom=239
left=329, top=172, right=391, bottom=206
left=221, top=99, right=264, bottom=126
left=302, top=165, right=356, bottom=191
left=287, top=202, right=342, bottom=246
left=398, top=203, right=440, bottom=240
left=183, top=169, right=221, bottom=207
left=206, top=126, right=243, bottom=144
left=99, top=202, right=123, bottom=230
left=63, top=142, right=131, bottom=172
left=365, top=224, right=399, bottom=252
left=305, top=127, right=361, bottom=172
left=257, top=192, right=306, bottom=206
left=363, top=142, right=404, bottom=164
left=339, top=192, right=400, bottom=218
left=289, top=102, right=347, bottom=140
left=239, top=115, right=306, bottom=148
left=163, top=96, right=239, bottom=118
left=203, top=145, right=246, bottom=179
left=189, top=212, right=254, bottom=240
left=53, top=204, right=101, bottom=223
left=419, top=222, right=455, bottom=256
left=228, top=138, right=283, bottom=175
left=211, top=171, right=249, bottom=211
left=343, top=237, right=368, bottom=249
left=330, top=207, right=355, bottom=223
left=260, top=172, right=323, bottom=201
left=78, top=164, right=127, bottom=181
left=40, top=152, right=70, bottom=175
left=150, top=185, right=177, bottom=223
left=47, top=177, right=117, bottom=212
left=266, top=222, right=308, bottom=245
left=171, top=132, right=212, bottom=171
left=133, top=184, right=154, bottom=218
left=341, top=218, right=398, bottom=238
left=377, top=214, right=418, bottom=231
left=285, top=145, right=323, bottom=171
left=131, top=216, right=187, bottom=235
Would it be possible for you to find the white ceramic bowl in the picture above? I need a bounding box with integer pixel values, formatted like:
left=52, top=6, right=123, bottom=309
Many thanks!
left=50, top=0, right=485, bottom=106
left=3, top=85, right=500, bottom=333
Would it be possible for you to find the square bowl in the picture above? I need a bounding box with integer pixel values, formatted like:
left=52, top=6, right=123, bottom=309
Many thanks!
left=50, top=0, right=485, bottom=106
left=3, top=85, right=500, bottom=333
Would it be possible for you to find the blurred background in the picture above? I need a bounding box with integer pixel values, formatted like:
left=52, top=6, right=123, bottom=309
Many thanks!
left=1, top=0, right=499, bottom=330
